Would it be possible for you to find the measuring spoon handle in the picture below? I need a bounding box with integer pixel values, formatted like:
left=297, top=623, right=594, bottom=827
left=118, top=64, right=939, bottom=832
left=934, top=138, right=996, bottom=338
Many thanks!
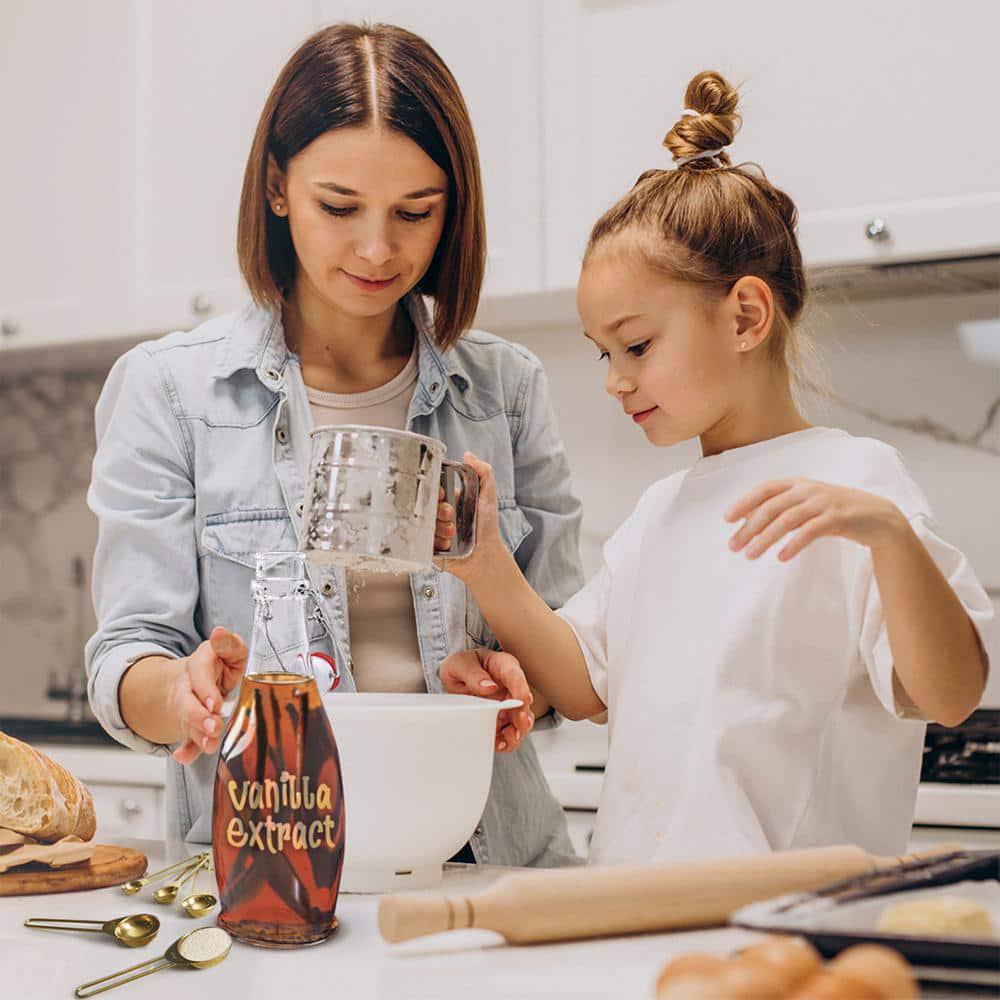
left=128, top=853, right=207, bottom=888
left=74, top=956, right=175, bottom=998
left=25, top=918, right=104, bottom=932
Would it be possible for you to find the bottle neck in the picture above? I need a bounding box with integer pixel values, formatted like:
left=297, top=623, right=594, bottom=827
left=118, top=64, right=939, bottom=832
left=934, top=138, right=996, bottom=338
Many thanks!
left=247, top=579, right=313, bottom=679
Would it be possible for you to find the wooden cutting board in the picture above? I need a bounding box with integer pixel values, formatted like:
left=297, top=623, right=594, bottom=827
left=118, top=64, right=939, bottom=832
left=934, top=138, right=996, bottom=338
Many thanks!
left=0, top=845, right=147, bottom=896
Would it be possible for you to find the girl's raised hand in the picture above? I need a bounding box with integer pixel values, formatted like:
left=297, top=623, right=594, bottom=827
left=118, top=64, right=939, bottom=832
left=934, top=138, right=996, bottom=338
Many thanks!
left=169, top=627, right=248, bottom=764
left=725, top=478, right=906, bottom=561
left=439, top=648, right=535, bottom=752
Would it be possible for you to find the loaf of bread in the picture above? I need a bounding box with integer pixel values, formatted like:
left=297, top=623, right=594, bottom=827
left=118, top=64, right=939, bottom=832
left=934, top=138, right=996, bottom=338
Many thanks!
left=0, top=732, right=96, bottom=842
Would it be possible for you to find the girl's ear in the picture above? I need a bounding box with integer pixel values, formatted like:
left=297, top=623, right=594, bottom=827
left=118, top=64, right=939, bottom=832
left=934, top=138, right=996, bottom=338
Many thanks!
left=731, top=276, right=774, bottom=354
left=265, top=154, right=288, bottom=207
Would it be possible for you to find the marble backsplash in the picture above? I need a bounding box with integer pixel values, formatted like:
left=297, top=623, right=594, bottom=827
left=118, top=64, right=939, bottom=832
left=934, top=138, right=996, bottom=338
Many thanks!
left=0, top=367, right=107, bottom=716
left=1, top=288, right=998, bottom=716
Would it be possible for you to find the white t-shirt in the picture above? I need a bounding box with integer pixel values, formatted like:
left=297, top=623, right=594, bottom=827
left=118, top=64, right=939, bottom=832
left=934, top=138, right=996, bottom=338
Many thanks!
left=558, top=427, right=993, bottom=865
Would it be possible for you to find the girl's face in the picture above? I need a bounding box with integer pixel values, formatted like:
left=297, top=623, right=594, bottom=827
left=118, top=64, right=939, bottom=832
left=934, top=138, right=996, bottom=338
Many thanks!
left=272, top=126, right=448, bottom=319
left=576, top=242, right=740, bottom=448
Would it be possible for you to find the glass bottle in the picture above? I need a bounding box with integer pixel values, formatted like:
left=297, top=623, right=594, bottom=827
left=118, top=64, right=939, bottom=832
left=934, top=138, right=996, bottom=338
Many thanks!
left=212, top=552, right=345, bottom=947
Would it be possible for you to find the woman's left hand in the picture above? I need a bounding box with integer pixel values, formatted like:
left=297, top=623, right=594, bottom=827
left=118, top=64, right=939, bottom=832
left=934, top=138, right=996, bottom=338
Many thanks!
left=725, top=478, right=906, bottom=561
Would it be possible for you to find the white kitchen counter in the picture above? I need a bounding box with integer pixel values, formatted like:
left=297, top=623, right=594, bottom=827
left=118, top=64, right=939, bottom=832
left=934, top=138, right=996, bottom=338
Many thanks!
left=0, top=839, right=983, bottom=1000
left=0, top=841, right=755, bottom=1000
left=0, top=837, right=758, bottom=999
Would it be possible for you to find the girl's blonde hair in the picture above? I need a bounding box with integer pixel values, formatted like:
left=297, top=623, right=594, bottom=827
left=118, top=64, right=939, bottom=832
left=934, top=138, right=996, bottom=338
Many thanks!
left=586, top=71, right=812, bottom=387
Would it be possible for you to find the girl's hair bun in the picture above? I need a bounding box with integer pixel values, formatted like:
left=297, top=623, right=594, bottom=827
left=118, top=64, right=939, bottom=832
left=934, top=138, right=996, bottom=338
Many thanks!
left=664, top=70, right=741, bottom=168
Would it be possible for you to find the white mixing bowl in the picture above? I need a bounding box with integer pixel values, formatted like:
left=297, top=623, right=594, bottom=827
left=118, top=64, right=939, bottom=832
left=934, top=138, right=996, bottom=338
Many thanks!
left=321, top=692, right=520, bottom=893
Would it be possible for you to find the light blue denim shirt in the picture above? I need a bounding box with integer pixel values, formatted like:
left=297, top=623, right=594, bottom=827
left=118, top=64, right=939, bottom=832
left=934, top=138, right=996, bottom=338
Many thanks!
left=86, top=295, right=584, bottom=867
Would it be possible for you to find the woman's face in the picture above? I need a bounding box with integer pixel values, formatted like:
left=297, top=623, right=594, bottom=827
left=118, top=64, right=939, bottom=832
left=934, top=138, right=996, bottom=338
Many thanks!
left=272, top=126, right=448, bottom=319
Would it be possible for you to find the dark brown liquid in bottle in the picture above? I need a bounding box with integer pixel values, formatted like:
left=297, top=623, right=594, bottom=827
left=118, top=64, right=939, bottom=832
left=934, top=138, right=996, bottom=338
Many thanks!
left=213, top=673, right=345, bottom=947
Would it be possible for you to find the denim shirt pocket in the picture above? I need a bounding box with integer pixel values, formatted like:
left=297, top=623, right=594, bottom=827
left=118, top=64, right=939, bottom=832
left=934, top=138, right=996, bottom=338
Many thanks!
left=465, top=502, right=532, bottom=647
left=200, top=509, right=324, bottom=644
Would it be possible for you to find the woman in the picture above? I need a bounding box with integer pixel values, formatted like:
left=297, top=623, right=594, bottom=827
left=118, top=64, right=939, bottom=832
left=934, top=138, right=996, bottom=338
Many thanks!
left=86, top=23, right=582, bottom=867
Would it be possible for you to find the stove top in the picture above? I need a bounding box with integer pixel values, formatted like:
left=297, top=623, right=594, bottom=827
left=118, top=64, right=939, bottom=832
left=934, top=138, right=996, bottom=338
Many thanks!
left=921, top=708, right=1000, bottom=785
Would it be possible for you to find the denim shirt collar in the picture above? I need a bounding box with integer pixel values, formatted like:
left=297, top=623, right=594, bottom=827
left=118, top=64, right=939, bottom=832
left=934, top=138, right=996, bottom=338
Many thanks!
left=213, top=295, right=471, bottom=410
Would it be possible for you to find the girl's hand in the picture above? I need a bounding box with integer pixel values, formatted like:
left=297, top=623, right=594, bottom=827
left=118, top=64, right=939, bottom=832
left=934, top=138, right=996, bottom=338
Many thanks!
left=725, top=478, right=907, bottom=561
left=439, top=648, right=535, bottom=752
left=168, top=627, right=248, bottom=764
left=435, top=452, right=507, bottom=584
left=434, top=484, right=456, bottom=552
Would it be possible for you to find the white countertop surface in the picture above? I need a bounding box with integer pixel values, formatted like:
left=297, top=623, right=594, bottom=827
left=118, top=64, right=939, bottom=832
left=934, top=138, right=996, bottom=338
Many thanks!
left=0, top=838, right=763, bottom=1000
left=1, top=839, right=990, bottom=999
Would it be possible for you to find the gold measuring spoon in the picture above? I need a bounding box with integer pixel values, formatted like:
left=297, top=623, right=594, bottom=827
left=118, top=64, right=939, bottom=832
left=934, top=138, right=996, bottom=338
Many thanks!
left=151, top=856, right=208, bottom=905
left=119, top=852, right=208, bottom=895
left=180, top=859, right=217, bottom=918
left=24, top=914, right=159, bottom=948
left=74, top=926, right=232, bottom=998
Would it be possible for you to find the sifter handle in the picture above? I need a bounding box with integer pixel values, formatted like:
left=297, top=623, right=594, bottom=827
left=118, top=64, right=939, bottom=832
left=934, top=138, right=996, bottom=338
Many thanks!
left=435, top=460, right=479, bottom=559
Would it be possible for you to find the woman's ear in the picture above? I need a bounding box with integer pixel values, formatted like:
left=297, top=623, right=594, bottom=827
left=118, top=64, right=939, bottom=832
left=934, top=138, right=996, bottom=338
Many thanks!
left=265, top=154, right=288, bottom=214
left=730, top=276, right=774, bottom=354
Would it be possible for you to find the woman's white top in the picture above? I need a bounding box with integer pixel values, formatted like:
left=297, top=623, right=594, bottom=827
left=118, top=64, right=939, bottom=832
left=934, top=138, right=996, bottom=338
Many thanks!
left=306, top=346, right=426, bottom=693
left=558, top=427, right=993, bottom=865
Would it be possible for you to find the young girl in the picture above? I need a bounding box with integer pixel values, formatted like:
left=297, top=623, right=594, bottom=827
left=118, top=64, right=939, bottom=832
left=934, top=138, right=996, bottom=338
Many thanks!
left=438, top=71, right=993, bottom=865
left=86, top=23, right=581, bottom=867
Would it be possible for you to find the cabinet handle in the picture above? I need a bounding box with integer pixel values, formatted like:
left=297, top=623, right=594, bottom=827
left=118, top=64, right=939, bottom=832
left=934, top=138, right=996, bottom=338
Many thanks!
left=1, top=319, right=20, bottom=337
left=865, top=217, right=889, bottom=241
left=119, top=798, right=143, bottom=819
left=190, top=294, right=212, bottom=316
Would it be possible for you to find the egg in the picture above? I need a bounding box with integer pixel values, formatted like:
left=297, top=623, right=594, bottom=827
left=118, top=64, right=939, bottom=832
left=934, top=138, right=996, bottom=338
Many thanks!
left=786, top=970, right=881, bottom=1000
left=739, top=934, right=824, bottom=990
left=656, top=975, right=731, bottom=1000
left=654, top=953, right=729, bottom=998
left=829, top=944, right=919, bottom=999
left=713, top=960, right=788, bottom=998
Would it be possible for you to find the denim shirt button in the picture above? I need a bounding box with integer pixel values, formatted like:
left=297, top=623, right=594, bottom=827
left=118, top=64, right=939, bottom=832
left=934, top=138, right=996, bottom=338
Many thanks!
left=275, top=427, right=289, bottom=445
left=295, top=501, right=304, bottom=517
left=321, top=580, right=334, bottom=597
left=473, top=825, right=483, bottom=838
left=265, top=367, right=281, bottom=383
left=422, top=586, right=435, bottom=599
left=430, top=382, right=439, bottom=392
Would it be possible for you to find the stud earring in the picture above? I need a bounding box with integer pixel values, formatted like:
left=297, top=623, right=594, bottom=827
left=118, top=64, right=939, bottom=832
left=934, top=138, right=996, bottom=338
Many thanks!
left=273, top=200, right=285, bottom=215
left=739, top=341, right=748, bottom=351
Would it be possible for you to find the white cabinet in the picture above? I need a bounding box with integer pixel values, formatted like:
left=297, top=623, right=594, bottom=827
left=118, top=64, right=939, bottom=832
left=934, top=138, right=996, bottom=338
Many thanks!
left=87, top=782, right=165, bottom=842
left=6, top=2, right=997, bottom=350
left=1, top=0, right=315, bottom=352
left=564, top=809, right=596, bottom=860
left=113, top=0, right=316, bottom=339
left=0, top=3, right=118, bottom=348
left=42, top=746, right=167, bottom=842
left=3, top=1, right=543, bottom=352
left=541, top=0, right=1000, bottom=288
left=316, top=2, right=544, bottom=298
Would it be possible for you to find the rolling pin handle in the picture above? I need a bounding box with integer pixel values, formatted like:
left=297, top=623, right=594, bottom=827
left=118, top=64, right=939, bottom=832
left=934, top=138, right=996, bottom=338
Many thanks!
left=378, top=893, right=474, bottom=943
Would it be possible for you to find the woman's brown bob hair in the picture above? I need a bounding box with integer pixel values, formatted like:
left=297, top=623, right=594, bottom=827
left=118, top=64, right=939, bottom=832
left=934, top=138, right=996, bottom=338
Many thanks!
left=238, top=23, right=486, bottom=349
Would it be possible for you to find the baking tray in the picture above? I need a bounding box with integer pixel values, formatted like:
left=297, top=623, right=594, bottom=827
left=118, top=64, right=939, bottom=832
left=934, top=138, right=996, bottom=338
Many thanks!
left=730, top=850, right=1000, bottom=988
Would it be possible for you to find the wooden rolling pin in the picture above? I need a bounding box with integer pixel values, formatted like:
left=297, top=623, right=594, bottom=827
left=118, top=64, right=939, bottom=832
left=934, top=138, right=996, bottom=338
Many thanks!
left=379, top=844, right=956, bottom=945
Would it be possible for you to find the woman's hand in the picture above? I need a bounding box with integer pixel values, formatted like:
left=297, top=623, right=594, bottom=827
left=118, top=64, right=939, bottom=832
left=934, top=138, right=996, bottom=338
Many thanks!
left=439, top=648, right=535, bottom=752
left=725, top=478, right=907, bottom=561
left=434, top=452, right=508, bottom=584
left=168, top=627, right=248, bottom=764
